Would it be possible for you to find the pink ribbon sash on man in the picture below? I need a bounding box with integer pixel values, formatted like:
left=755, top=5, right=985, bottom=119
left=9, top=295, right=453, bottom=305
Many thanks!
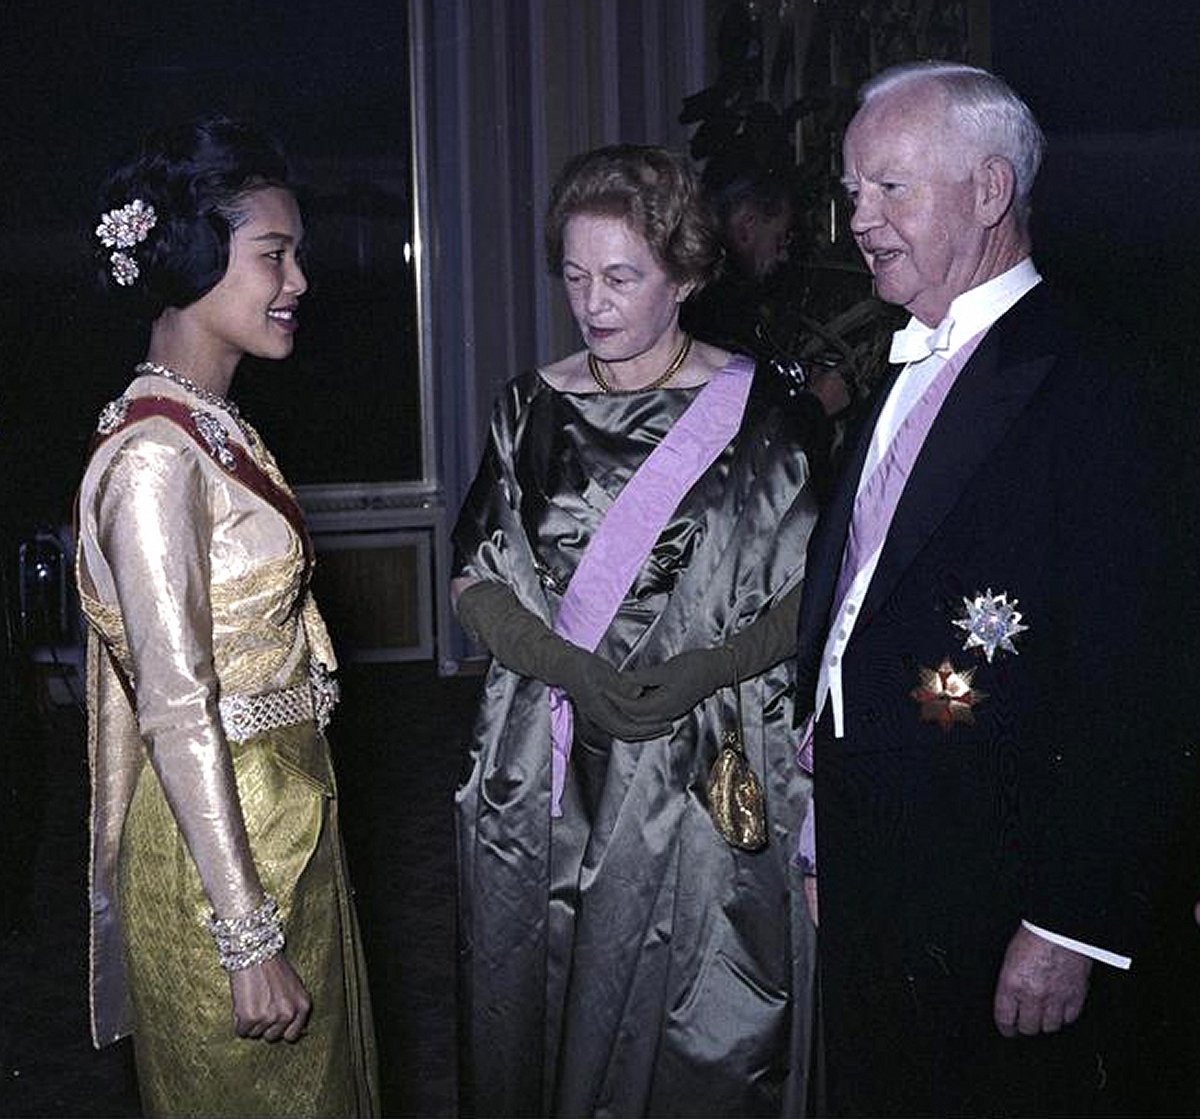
left=795, top=328, right=987, bottom=871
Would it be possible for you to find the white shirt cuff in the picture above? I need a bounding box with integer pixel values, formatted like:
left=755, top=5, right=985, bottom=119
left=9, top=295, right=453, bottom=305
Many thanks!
left=1021, top=919, right=1132, bottom=970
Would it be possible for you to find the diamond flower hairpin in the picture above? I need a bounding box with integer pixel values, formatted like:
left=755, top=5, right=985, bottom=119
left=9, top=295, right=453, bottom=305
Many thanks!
left=96, top=199, right=157, bottom=249
left=96, top=199, right=157, bottom=287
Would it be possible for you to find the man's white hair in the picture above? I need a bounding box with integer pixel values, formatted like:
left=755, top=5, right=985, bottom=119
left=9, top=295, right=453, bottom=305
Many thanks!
left=860, top=60, right=1046, bottom=221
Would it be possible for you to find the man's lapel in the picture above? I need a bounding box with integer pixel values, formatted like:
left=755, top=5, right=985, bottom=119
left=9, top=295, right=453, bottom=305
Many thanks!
left=859, top=302, right=1057, bottom=623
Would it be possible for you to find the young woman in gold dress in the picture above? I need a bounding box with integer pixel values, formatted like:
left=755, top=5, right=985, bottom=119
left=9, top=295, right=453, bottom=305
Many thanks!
left=76, top=116, right=378, bottom=1118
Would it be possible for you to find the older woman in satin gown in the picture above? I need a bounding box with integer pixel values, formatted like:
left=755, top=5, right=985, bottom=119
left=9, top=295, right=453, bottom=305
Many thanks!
left=76, top=115, right=378, bottom=1118
left=452, top=144, right=826, bottom=1117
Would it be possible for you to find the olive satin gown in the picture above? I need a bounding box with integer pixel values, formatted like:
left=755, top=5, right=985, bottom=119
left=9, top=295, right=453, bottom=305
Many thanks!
left=454, top=363, right=821, bottom=1118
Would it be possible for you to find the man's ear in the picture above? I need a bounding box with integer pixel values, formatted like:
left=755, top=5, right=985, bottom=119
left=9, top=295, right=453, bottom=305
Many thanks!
left=975, top=155, right=1016, bottom=227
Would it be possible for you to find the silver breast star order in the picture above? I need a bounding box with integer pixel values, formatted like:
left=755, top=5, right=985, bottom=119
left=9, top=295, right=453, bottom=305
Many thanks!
left=953, top=589, right=1028, bottom=663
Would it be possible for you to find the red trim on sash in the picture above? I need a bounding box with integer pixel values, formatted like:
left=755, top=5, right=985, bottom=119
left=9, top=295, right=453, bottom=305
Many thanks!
left=88, top=395, right=313, bottom=568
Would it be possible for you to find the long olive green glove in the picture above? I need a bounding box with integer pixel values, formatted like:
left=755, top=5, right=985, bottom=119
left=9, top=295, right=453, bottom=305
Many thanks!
left=455, top=579, right=672, bottom=742
left=623, top=582, right=804, bottom=722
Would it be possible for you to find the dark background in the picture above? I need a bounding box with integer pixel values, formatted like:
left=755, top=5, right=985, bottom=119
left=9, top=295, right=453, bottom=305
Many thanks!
left=992, top=0, right=1200, bottom=353
left=1, top=0, right=1198, bottom=538
left=0, top=0, right=422, bottom=546
left=994, top=0, right=1199, bottom=133
left=1, top=2, right=1198, bottom=1115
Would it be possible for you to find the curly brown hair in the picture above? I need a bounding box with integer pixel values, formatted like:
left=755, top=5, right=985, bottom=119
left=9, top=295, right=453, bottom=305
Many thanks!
left=544, top=144, right=722, bottom=291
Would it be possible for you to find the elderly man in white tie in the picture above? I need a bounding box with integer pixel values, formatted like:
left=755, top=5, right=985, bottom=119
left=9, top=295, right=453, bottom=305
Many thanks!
left=793, top=60, right=1190, bottom=1116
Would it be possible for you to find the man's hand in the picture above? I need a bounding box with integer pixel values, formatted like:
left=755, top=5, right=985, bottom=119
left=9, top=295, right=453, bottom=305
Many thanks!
left=993, top=924, right=1092, bottom=1037
left=229, top=951, right=312, bottom=1043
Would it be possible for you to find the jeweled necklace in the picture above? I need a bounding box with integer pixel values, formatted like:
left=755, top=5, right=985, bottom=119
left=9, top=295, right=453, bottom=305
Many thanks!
left=587, top=333, right=692, bottom=394
left=135, top=360, right=241, bottom=420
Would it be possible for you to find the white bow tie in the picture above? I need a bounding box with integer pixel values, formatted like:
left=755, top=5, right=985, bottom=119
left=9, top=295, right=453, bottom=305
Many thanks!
left=889, top=316, right=955, bottom=364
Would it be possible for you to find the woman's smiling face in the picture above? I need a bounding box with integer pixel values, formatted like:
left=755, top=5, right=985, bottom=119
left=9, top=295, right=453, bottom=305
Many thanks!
left=187, top=185, right=308, bottom=365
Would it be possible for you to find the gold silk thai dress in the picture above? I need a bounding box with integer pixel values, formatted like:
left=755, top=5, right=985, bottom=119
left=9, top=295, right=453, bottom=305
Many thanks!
left=76, top=371, right=379, bottom=1118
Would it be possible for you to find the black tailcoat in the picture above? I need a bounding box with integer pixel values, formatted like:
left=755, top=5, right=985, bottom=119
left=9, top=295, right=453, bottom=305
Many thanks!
left=795, top=282, right=1194, bottom=1116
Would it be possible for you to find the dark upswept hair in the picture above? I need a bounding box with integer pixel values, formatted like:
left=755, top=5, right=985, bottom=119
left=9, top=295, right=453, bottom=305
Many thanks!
left=94, top=114, right=292, bottom=317
left=544, top=144, right=722, bottom=291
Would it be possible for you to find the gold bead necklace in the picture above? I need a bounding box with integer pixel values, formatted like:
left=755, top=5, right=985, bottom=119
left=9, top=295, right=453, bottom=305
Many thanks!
left=587, top=334, right=692, bottom=394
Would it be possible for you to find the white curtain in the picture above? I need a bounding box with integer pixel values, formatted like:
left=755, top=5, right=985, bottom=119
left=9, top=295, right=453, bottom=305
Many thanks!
left=419, top=0, right=711, bottom=508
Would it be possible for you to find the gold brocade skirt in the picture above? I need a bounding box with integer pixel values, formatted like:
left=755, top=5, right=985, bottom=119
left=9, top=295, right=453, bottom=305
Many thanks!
left=118, top=724, right=379, bottom=1119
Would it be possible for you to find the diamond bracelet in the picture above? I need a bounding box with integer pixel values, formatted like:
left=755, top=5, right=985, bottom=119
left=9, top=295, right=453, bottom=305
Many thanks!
left=205, top=894, right=286, bottom=972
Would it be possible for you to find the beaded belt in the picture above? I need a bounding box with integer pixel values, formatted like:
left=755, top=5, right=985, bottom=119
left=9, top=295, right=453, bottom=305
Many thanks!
left=218, top=662, right=340, bottom=742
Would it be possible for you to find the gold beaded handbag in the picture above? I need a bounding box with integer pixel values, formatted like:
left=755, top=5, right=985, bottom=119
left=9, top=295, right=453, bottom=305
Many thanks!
left=706, top=659, right=768, bottom=851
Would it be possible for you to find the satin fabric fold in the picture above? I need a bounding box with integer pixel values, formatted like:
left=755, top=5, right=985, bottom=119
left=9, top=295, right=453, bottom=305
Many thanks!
left=548, top=356, right=754, bottom=815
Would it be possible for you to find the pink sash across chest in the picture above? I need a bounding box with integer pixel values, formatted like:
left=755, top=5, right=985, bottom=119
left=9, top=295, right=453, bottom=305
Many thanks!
left=547, top=354, right=754, bottom=816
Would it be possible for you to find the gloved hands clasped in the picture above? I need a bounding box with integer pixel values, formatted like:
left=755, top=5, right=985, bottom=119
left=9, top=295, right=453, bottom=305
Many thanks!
left=455, top=579, right=671, bottom=741
left=624, top=583, right=803, bottom=720
left=455, top=579, right=803, bottom=736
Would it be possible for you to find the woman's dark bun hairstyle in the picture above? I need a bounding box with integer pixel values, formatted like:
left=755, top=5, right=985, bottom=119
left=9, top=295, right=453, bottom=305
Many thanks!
left=95, top=115, right=290, bottom=318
